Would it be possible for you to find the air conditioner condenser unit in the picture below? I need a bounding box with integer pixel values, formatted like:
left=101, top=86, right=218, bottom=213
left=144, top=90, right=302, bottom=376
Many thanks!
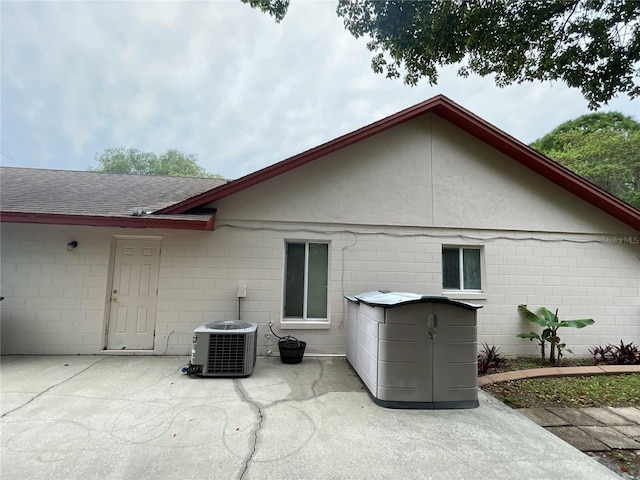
left=188, top=320, right=258, bottom=377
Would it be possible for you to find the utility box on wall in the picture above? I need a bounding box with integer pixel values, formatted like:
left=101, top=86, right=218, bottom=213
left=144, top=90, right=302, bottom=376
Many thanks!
left=345, top=291, right=482, bottom=409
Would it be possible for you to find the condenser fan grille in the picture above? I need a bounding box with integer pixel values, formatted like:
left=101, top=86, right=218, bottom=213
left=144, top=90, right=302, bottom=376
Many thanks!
left=207, top=334, right=247, bottom=374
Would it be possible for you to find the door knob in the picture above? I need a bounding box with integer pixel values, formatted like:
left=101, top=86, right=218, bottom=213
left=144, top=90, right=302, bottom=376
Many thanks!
left=111, top=297, right=118, bottom=302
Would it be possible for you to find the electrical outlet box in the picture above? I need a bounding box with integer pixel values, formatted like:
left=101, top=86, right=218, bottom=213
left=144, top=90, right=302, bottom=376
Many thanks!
left=237, top=285, right=247, bottom=298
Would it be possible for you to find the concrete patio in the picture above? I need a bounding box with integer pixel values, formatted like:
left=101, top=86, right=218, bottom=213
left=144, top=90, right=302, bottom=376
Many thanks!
left=0, top=355, right=624, bottom=479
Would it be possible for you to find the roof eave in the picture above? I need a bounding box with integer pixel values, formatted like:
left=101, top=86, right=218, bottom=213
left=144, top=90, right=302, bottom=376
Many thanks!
left=0, top=212, right=216, bottom=231
left=431, top=102, right=640, bottom=231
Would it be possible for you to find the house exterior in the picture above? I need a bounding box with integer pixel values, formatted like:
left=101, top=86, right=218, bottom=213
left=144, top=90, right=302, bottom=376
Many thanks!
left=1, top=95, right=639, bottom=357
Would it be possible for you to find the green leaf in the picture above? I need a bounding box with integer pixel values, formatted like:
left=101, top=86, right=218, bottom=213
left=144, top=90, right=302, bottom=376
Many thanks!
left=518, top=305, right=547, bottom=327
left=539, top=307, right=560, bottom=326
left=558, top=319, right=595, bottom=329
left=517, top=332, right=541, bottom=340
left=241, top=0, right=289, bottom=22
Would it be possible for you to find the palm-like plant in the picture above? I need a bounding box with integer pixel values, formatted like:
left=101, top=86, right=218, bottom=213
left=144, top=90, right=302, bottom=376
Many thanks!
left=517, top=305, right=595, bottom=365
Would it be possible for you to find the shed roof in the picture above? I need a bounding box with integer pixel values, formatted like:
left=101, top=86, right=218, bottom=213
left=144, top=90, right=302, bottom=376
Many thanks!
left=346, top=291, right=482, bottom=310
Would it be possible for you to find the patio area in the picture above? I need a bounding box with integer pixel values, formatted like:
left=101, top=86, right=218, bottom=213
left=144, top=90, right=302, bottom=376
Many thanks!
left=0, top=355, right=623, bottom=480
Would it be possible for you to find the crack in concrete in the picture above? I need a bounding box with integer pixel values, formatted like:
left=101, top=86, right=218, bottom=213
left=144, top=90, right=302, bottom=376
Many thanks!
left=234, top=379, right=264, bottom=480
left=1, top=357, right=109, bottom=418
left=230, top=358, right=353, bottom=478
left=310, top=358, right=324, bottom=397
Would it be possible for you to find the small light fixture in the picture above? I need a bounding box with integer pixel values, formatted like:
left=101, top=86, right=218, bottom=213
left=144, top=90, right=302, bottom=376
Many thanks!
left=66, top=241, right=78, bottom=251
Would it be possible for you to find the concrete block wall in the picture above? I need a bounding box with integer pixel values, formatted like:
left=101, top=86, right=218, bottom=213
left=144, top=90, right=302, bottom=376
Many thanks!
left=480, top=235, right=639, bottom=356
left=0, top=224, right=111, bottom=354
left=334, top=227, right=639, bottom=358
left=1, top=222, right=638, bottom=358
left=155, top=225, right=355, bottom=357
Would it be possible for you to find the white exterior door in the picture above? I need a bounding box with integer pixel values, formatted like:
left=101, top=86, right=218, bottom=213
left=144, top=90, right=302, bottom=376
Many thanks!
left=106, top=238, right=161, bottom=350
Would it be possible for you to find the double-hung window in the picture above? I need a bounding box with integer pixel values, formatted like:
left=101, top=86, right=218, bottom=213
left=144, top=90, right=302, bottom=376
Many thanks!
left=442, top=246, right=482, bottom=291
left=284, top=242, right=329, bottom=320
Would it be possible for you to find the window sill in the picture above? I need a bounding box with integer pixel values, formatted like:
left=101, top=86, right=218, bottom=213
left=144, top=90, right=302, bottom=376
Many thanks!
left=442, top=291, right=487, bottom=301
left=280, top=320, right=331, bottom=330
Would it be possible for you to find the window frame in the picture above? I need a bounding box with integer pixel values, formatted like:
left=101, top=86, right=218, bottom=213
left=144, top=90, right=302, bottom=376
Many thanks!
left=441, top=245, right=485, bottom=297
left=282, top=240, right=330, bottom=329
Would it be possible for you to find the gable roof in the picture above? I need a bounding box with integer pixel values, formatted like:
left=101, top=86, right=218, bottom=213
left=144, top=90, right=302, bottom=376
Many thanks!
left=2, top=95, right=639, bottom=232
left=157, top=95, right=640, bottom=231
left=0, top=168, right=226, bottom=230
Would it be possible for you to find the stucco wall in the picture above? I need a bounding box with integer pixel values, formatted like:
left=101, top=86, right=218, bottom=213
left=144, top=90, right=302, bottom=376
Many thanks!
left=212, top=114, right=628, bottom=234
left=1, top=222, right=638, bottom=357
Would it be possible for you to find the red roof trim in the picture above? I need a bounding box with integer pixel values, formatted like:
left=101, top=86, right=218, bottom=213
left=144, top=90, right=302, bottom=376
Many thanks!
left=0, top=212, right=215, bottom=231
left=429, top=102, right=640, bottom=230
left=156, top=94, right=639, bottom=230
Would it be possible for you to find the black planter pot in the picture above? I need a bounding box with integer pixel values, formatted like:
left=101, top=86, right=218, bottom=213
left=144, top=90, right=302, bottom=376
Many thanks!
left=278, top=337, right=306, bottom=364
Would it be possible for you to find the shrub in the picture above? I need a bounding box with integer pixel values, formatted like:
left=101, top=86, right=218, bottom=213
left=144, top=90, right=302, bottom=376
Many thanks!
left=589, top=344, right=613, bottom=364
left=590, top=341, right=640, bottom=365
left=478, top=343, right=507, bottom=374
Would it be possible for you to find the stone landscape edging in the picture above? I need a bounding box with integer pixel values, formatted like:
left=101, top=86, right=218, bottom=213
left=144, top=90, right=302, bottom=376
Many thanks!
left=478, top=365, right=640, bottom=387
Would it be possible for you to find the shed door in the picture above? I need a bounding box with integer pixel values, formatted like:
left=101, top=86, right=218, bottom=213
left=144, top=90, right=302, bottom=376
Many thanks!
left=106, top=238, right=161, bottom=350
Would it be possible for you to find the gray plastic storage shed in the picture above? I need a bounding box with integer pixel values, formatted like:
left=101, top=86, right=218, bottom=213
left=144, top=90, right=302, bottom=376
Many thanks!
left=345, top=291, right=482, bottom=409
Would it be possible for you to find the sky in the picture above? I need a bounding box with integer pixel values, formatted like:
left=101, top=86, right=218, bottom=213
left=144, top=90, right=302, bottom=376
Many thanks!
left=2, top=1, right=639, bottom=180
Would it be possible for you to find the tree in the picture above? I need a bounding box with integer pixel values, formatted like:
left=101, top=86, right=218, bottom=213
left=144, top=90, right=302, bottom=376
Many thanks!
left=531, top=112, right=640, bottom=208
left=517, top=305, right=594, bottom=366
left=243, top=0, right=640, bottom=109
left=92, top=147, right=222, bottom=178
left=531, top=112, right=640, bottom=152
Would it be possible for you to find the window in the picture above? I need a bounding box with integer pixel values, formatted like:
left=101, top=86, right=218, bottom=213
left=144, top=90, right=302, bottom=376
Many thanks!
left=284, top=242, right=329, bottom=320
left=442, top=247, right=482, bottom=291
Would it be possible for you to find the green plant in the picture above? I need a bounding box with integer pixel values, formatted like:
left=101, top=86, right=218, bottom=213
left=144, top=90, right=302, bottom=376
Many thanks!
left=556, top=341, right=570, bottom=362
left=611, top=341, right=640, bottom=365
left=589, top=344, right=614, bottom=364
left=517, top=305, right=595, bottom=366
left=477, top=343, right=507, bottom=374
left=591, top=341, right=640, bottom=365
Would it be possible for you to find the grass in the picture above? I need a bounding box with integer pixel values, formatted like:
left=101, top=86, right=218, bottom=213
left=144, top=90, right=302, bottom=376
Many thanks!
left=481, top=356, right=639, bottom=408
left=483, top=374, right=640, bottom=408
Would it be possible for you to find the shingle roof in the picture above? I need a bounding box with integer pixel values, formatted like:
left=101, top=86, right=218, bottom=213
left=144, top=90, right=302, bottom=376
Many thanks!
left=0, top=167, right=226, bottom=216
left=0, top=168, right=227, bottom=230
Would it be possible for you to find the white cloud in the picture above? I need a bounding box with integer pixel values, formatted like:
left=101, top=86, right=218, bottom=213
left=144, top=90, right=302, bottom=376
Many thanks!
left=1, top=1, right=638, bottom=177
